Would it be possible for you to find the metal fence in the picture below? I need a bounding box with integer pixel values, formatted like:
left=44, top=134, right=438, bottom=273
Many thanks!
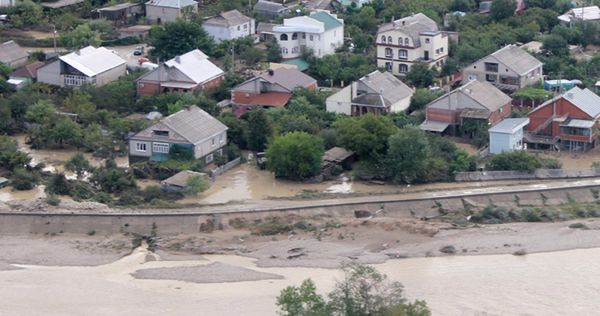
left=209, top=157, right=242, bottom=179
left=455, top=168, right=600, bottom=182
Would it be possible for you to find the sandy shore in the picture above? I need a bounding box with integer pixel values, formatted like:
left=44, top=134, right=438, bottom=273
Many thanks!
left=132, top=262, right=284, bottom=283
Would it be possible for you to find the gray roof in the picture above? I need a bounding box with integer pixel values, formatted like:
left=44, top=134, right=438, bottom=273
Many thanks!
left=204, top=9, right=252, bottom=27
left=41, top=0, right=84, bottom=8
left=377, top=13, right=439, bottom=47
left=419, top=120, right=450, bottom=132
left=257, top=68, right=316, bottom=91
left=132, top=106, right=227, bottom=145
left=0, top=41, right=27, bottom=65
left=488, top=118, right=530, bottom=134
left=98, top=2, right=139, bottom=11
left=428, top=80, right=512, bottom=112
left=357, top=70, right=413, bottom=107
left=488, top=45, right=542, bottom=76
left=145, top=0, right=196, bottom=9
left=254, top=0, right=286, bottom=13
left=161, top=170, right=206, bottom=188
left=534, top=87, right=600, bottom=118
left=257, top=22, right=276, bottom=33
left=561, top=118, right=595, bottom=129
left=323, top=147, right=354, bottom=163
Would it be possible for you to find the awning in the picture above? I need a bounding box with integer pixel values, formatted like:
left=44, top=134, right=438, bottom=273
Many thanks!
left=419, top=120, right=450, bottom=132
left=160, top=81, right=196, bottom=89
left=561, top=118, right=595, bottom=129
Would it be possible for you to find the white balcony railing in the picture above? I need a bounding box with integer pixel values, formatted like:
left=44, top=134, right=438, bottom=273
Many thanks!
left=63, top=74, right=92, bottom=87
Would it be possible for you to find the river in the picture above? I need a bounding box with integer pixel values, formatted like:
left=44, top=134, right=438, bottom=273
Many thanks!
left=1, top=247, right=599, bottom=315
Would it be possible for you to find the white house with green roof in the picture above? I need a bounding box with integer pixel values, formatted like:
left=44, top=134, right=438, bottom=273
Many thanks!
left=273, top=11, right=344, bottom=59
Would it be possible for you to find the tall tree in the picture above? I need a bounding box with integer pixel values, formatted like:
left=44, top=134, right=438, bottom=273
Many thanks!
left=334, top=114, right=397, bottom=160
left=60, top=24, right=101, bottom=50
left=266, top=132, right=324, bottom=180
left=405, top=62, right=435, bottom=88
left=387, top=126, right=430, bottom=184
left=148, top=20, right=214, bottom=60
left=490, top=0, right=516, bottom=21
left=245, top=109, right=273, bottom=152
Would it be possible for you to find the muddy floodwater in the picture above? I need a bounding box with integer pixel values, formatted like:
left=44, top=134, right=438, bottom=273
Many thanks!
left=1, top=247, right=600, bottom=315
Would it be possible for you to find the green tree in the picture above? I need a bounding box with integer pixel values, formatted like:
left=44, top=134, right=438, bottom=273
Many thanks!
left=266, top=38, right=283, bottom=62
left=183, top=175, right=210, bottom=196
left=266, top=132, right=325, bottom=180
left=490, top=0, right=516, bottom=21
left=406, top=62, right=435, bottom=88
left=387, top=127, right=430, bottom=184
left=46, top=173, right=71, bottom=195
left=48, top=118, right=83, bottom=148
left=61, top=24, right=101, bottom=50
left=542, top=34, right=569, bottom=57
left=277, top=279, right=328, bottom=316
left=487, top=151, right=542, bottom=172
left=245, top=109, right=273, bottom=152
left=241, top=46, right=265, bottom=66
left=90, top=165, right=136, bottom=193
left=0, top=136, right=30, bottom=171
left=333, top=114, right=398, bottom=160
left=64, top=90, right=96, bottom=122
left=219, top=112, right=248, bottom=148
left=11, top=168, right=38, bottom=190
left=148, top=20, right=214, bottom=60
left=9, top=0, right=45, bottom=28
left=65, top=153, right=91, bottom=178
left=409, top=89, right=441, bottom=113
left=25, top=100, right=57, bottom=125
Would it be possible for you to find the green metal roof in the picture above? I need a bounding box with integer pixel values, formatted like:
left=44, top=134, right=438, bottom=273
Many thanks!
left=310, top=11, right=343, bottom=31
left=282, top=58, right=309, bottom=71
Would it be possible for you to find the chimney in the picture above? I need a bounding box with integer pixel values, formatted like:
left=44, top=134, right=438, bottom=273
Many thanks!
left=268, top=69, right=274, bottom=76
left=175, top=55, right=181, bottom=63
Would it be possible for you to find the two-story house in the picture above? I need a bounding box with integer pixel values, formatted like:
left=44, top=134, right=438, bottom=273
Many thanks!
left=420, top=80, right=512, bottom=135
left=136, top=49, right=224, bottom=96
left=462, top=44, right=543, bottom=92
left=202, top=9, right=255, bottom=43
left=526, top=87, right=600, bottom=151
left=128, top=106, right=228, bottom=164
left=326, top=70, right=414, bottom=116
left=376, top=13, right=448, bottom=76
left=145, top=0, right=197, bottom=23
left=273, top=11, right=344, bottom=59
left=37, top=46, right=126, bottom=87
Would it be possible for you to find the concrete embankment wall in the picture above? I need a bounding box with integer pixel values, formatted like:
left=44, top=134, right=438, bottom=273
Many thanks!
left=1, top=186, right=599, bottom=236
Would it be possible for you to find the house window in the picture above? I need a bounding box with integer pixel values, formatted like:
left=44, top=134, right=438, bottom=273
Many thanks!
left=385, top=62, right=392, bottom=71
left=404, top=38, right=409, bottom=45
left=485, top=62, right=499, bottom=72
left=292, top=47, right=299, bottom=54
left=281, top=47, right=288, bottom=54
left=381, top=35, right=386, bottom=43
left=399, top=64, right=408, bottom=73
left=425, top=38, right=430, bottom=44
left=398, top=49, right=407, bottom=59
left=387, top=36, right=392, bottom=43
left=243, top=24, right=247, bottom=30
left=485, top=74, right=497, bottom=82
left=153, top=142, right=170, bottom=154
left=153, top=130, right=169, bottom=137
left=292, top=32, right=298, bottom=40
left=237, top=25, right=240, bottom=31
left=280, top=34, right=288, bottom=41
left=219, top=134, right=224, bottom=143
left=205, top=153, right=214, bottom=164
left=440, top=47, right=444, bottom=53
left=136, top=143, right=147, bottom=152
left=385, top=47, right=393, bottom=58
left=468, top=74, right=478, bottom=81
left=302, top=33, right=306, bottom=39
left=398, top=37, right=402, bottom=45
left=211, top=138, right=216, bottom=147
left=309, top=35, right=313, bottom=41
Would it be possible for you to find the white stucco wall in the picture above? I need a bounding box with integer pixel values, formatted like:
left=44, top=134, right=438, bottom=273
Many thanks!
left=326, top=85, right=352, bottom=115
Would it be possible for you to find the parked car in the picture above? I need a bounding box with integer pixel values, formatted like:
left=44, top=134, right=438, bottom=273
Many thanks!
left=256, top=152, right=267, bottom=170
left=133, top=46, right=144, bottom=56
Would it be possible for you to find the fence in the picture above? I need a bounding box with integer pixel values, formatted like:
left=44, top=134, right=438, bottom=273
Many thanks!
left=455, top=168, right=600, bottom=182
left=209, top=157, right=242, bottom=179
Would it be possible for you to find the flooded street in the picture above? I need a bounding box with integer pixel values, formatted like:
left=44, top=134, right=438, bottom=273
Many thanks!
left=1, top=247, right=600, bottom=315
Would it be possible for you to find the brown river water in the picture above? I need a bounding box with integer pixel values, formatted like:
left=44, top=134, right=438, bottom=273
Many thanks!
left=1, top=247, right=599, bottom=315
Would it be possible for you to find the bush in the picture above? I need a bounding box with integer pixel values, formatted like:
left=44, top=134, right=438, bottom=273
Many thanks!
left=11, top=168, right=38, bottom=190
left=251, top=218, right=293, bottom=236
left=568, top=222, right=589, bottom=229
left=487, top=151, right=542, bottom=172
left=46, top=194, right=60, bottom=206
left=70, top=182, right=95, bottom=200
left=93, top=192, right=113, bottom=204
left=46, top=173, right=70, bottom=195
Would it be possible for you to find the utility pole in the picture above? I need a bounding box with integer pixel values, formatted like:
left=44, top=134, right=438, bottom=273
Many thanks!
left=230, top=44, right=235, bottom=73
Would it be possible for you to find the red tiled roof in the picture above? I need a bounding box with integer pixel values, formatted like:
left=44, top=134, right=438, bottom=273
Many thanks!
left=239, top=92, right=292, bottom=107
left=9, top=61, right=45, bottom=79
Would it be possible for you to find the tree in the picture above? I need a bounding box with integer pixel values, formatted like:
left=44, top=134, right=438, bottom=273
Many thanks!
left=90, top=165, right=136, bottom=193
left=48, top=118, right=83, bottom=148
left=61, top=24, right=101, bottom=50
left=64, top=90, right=96, bottom=122
left=219, top=112, right=248, bottom=148
left=65, top=153, right=91, bottom=178
left=245, top=109, right=273, bottom=152
left=405, top=62, right=435, bottom=88
left=409, top=89, right=441, bottom=113
left=25, top=100, right=57, bottom=125
left=241, top=46, right=265, bottom=66
left=148, top=20, right=214, bottom=60
left=487, top=151, right=542, bottom=172
left=46, top=173, right=71, bottom=195
left=490, top=0, right=516, bottom=21
left=266, top=39, right=283, bottom=62
left=183, top=175, right=210, bottom=196
left=266, top=132, right=324, bottom=180
left=0, top=136, right=30, bottom=171
left=9, top=0, right=45, bottom=28
left=542, top=34, right=569, bottom=57
left=387, top=127, right=430, bottom=184
left=11, top=168, right=38, bottom=190
left=277, top=264, right=431, bottom=316
left=334, top=114, right=397, bottom=160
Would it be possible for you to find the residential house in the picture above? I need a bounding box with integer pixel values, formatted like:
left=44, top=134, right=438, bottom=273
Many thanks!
left=231, top=68, right=317, bottom=111
left=326, top=70, right=414, bottom=116
left=129, top=106, right=228, bottom=164
left=273, top=11, right=344, bottom=59
left=254, top=0, right=289, bottom=19
left=488, top=118, right=529, bottom=154
left=160, top=170, right=208, bottom=192
left=96, top=2, right=143, bottom=25
left=419, top=80, right=512, bottom=134
left=526, top=87, right=600, bottom=151
left=257, top=22, right=277, bottom=41
left=0, top=0, right=16, bottom=7
left=0, top=40, right=28, bottom=68
left=136, top=49, right=224, bottom=96
left=461, top=44, right=543, bottom=92
left=376, top=13, right=448, bottom=76
left=8, top=61, right=45, bottom=90
left=40, top=0, right=84, bottom=10
left=119, top=25, right=152, bottom=39
left=145, top=0, right=197, bottom=23
left=203, top=10, right=255, bottom=43
left=37, top=46, right=126, bottom=87
left=558, top=6, right=600, bottom=26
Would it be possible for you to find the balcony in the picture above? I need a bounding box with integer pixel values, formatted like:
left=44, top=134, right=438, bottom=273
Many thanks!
left=63, top=74, right=93, bottom=87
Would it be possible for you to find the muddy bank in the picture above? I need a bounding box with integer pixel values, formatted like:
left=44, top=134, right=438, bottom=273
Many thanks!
left=132, top=262, right=283, bottom=283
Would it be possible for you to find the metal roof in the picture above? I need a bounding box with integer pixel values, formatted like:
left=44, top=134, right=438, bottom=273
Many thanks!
left=59, top=46, right=125, bottom=78
left=204, top=9, right=252, bottom=27
left=164, top=49, right=224, bottom=84
left=560, top=118, right=595, bottom=129
left=9, top=61, right=44, bottom=79
left=161, top=170, right=206, bottom=188
left=559, top=6, right=600, bottom=23
left=488, top=118, right=530, bottom=134
left=428, top=80, right=512, bottom=112
left=0, top=40, right=27, bottom=65
left=489, top=44, right=542, bottom=76
left=562, top=87, right=600, bottom=118
left=309, top=11, right=343, bottom=31
left=145, top=0, right=196, bottom=9
left=357, top=70, right=413, bottom=109
left=419, top=120, right=450, bottom=132
left=98, top=2, right=139, bottom=11
left=254, top=0, right=286, bottom=13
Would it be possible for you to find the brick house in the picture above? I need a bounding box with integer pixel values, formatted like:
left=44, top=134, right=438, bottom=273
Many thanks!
left=420, top=80, right=512, bottom=134
left=136, top=49, right=224, bottom=97
left=526, top=87, right=600, bottom=151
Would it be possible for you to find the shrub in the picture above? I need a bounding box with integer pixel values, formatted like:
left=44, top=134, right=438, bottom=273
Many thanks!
left=568, top=222, right=589, bottom=229
left=46, top=173, right=70, bottom=195
left=11, top=168, right=38, bottom=190
left=93, top=192, right=113, bottom=204
left=46, top=194, right=60, bottom=206
left=251, top=218, right=293, bottom=236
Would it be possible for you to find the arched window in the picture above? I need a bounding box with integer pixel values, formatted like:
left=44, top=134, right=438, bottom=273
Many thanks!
left=280, top=34, right=288, bottom=41
left=399, top=64, right=408, bottom=73
left=292, top=33, right=298, bottom=40
left=387, top=36, right=392, bottom=43
left=398, top=49, right=408, bottom=59
left=404, top=38, right=409, bottom=45
left=381, top=35, right=386, bottom=43
left=385, top=47, right=393, bottom=58
left=398, top=37, right=403, bottom=45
